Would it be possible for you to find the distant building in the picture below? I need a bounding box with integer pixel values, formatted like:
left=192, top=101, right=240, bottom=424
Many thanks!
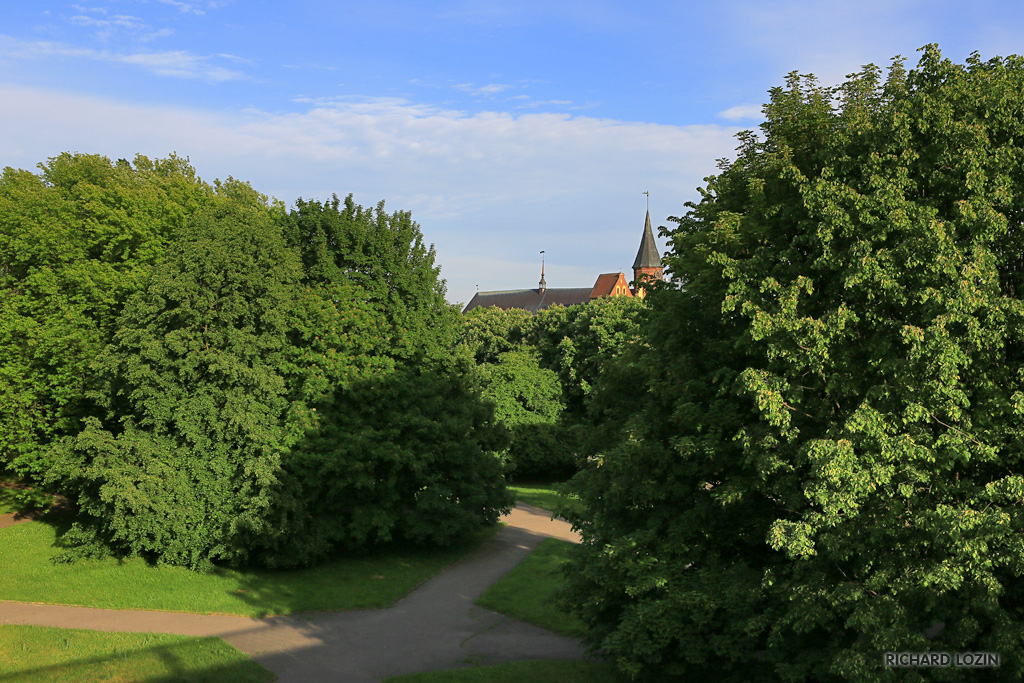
left=462, top=210, right=663, bottom=314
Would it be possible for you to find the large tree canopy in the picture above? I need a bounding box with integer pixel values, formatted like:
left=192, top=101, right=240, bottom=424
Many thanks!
left=47, top=194, right=307, bottom=568
left=253, top=193, right=511, bottom=567
left=0, top=154, right=215, bottom=477
left=284, top=194, right=458, bottom=365
left=564, top=46, right=1024, bottom=682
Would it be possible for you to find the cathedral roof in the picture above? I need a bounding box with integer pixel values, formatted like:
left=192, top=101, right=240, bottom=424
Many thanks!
left=462, top=287, right=594, bottom=314
left=632, top=210, right=661, bottom=270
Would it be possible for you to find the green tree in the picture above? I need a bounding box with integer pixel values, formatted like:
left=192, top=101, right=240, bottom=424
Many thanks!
left=284, top=194, right=459, bottom=364
left=457, top=299, right=644, bottom=479
left=564, top=46, right=1024, bottom=682
left=478, top=348, right=572, bottom=479
left=460, top=305, right=533, bottom=364
left=0, top=154, right=214, bottom=478
left=46, top=195, right=306, bottom=569
left=528, top=296, right=645, bottom=422
left=253, top=194, right=512, bottom=567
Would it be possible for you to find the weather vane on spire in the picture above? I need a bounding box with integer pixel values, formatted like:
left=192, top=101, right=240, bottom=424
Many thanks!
left=643, top=190, right=649, bottom=212
left=539, top=250, right=547, bottom=291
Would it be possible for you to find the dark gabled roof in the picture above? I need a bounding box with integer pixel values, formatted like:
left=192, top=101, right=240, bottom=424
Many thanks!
left=462, top=287, right=594, bottom=314
left=632, top=210, right=661, bottom=270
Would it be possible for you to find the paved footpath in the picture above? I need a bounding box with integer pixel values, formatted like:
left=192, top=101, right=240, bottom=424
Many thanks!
left=0, top=503, right=585, bottom=682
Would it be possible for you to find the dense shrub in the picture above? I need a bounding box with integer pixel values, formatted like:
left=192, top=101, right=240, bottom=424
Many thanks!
left=254, top=367, right=512, bottom=567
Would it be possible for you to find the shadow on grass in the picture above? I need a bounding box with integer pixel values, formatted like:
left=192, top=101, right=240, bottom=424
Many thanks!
left=0, top=505, right=503, bottom=619
left=223, top=523, right=504, bottom=617
left=1, top=624, right=273, bottom=683
left=0, top=471, right=72, bottom=523
left=3, top=491, right=521, bottom=628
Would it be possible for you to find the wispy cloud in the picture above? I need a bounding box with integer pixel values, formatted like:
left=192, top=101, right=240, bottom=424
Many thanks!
left=154, top=0, right=209, bottom=16
left=116, top=50, right=246, bottom=80
left=718, top=104, right=763, bottom=121
left=67, top=5, right=157, bottom=41
left=70, top=13, right=149, bottom=37
left=63, top=4, right=177, bottom=42
left=0, top=36, right=247, bottom=82
left=454, top=82, right=515, bottom=97
left=516, top=99, right=573, bottom=109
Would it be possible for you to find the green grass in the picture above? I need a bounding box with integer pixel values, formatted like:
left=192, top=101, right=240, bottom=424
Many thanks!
left=0, top=624, right=273, bottom=683
left=476, top=538, right=586, bottom=637
left=384, top=659, right=619, bottom=682
left=0, top=520, right=501, bottom=617
left=508, top=483, right=584, bottom=517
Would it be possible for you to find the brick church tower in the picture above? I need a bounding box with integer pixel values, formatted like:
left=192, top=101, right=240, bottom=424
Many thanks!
left=632, top=210, right=664, bottom=286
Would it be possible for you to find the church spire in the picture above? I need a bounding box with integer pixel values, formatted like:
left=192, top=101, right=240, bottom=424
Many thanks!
left=632, top=209, right=663, bottom=285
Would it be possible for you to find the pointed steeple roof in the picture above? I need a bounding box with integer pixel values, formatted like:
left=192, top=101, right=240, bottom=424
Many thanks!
left=632, top=210, right=661, bottom=270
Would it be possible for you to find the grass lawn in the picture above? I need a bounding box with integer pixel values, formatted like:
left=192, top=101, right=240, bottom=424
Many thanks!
left=508, top=483, right=584, bottom=518
left=0, top=624, right=273, bottom=683
left=476, top=538, right=586, bottom=637
left=384, top=659, right=619, bottom=682
left=0, top=520, right=501, bottom=617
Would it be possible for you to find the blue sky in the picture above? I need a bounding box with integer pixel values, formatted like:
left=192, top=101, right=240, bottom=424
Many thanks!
left=4, top=1, right=1024, bottom=305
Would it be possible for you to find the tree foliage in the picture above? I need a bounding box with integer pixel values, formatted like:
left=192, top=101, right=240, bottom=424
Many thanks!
left=284, top=194, right=458, bottom=364
left=527, top=296, right=646, bottom=423
left=46, top=195, right=305, bottom=568
left=479, top=348, right=571, bottom=479
left=564, top=46, right=1024, bottom=682
left=255, top=366, right=510, bottom=567
left=458, top=298, right=644, bottom=480
left=1, top=155, right=511, bottom=569
left=461, top=305, right=533, bottom=365
left=254, top=194, right=512, bottom=567
left=0, top=154, right=215, bottom=478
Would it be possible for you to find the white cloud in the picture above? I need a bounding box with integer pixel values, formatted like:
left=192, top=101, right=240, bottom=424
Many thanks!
left=0, top=36, right=247, bottom=82
left=517, top=99, right=573, bottom=109
left=67, top=6, right=153, bottom=41
left=69, top=14, right=147, bottom=31
left=141, top=28, right=176, bottom=42
left=116, top=50, right=245, bottom=80
left=154, top=0, right=208, bottom=16
left=0, top=84, right=743, bottom=305
left=454, top=82, right=515, bottom=97
left=718, top=104, right=763, bottom=121
left=70, top=5, right=108, bottom=15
